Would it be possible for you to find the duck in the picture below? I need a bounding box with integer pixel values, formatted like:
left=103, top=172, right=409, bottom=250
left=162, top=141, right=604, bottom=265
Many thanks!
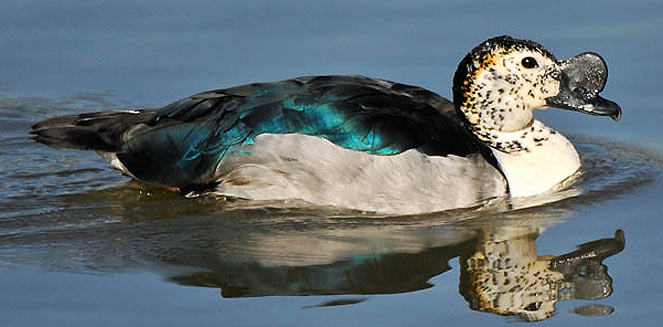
left=30, top=36, right=621, bottom=215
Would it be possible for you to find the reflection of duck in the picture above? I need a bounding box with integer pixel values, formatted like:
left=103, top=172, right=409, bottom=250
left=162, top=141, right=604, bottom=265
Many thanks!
left=459, top=228, right=624, bottom=321
left=2, top=180, right=626, bottom=322
left=155, top=212, right=623, bottom=322
left=30, top=36, right=621, bottom=214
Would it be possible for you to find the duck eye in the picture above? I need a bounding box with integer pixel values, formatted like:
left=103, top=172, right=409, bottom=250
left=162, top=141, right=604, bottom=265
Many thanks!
left=521, top=57, right=538, bottom=69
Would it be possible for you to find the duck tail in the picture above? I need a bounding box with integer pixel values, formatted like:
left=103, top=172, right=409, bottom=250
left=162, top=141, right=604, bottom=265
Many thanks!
left=30, top=109, right=155, bottom=152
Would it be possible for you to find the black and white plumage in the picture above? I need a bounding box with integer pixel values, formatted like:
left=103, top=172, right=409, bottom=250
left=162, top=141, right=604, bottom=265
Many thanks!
left=30, top=36, right=621, bottom=214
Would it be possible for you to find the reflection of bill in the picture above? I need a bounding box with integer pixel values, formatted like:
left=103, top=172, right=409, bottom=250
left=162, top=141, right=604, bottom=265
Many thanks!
left=459, top=229, right=624, bottom=321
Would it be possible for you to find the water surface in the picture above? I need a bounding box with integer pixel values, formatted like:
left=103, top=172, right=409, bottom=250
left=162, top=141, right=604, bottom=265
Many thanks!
left=1, top=0, right=663, bottom=326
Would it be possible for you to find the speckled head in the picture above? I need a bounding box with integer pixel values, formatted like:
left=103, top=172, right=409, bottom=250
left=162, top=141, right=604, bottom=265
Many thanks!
left=452, top=36, right=621, bottom=139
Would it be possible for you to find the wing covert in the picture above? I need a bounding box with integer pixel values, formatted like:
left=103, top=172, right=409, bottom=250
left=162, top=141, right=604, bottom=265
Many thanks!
left=117, top=76, right=481, bottom=187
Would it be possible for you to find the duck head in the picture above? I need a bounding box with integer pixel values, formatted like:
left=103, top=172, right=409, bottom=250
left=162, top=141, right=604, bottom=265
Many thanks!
left=452, top=36, right=621, bottom=140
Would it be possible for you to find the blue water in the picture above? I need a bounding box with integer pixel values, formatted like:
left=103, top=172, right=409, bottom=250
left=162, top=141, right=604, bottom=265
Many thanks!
left=1, top=0, right=663, bottom=326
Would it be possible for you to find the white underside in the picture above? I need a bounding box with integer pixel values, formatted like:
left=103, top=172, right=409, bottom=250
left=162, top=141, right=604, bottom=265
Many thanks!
left=213, top=133, right=507, bottom=215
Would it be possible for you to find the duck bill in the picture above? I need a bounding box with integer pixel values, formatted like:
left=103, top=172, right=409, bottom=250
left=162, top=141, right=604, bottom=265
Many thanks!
left=545, top=52, right=622, bottom=121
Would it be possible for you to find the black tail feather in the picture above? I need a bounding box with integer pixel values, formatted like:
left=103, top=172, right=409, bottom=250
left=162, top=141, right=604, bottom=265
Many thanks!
left=30, top=110, right=155, bottom=152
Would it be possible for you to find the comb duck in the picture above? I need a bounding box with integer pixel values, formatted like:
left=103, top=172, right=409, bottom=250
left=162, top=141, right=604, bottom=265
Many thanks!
left=31, top=36, right=621, bottom=214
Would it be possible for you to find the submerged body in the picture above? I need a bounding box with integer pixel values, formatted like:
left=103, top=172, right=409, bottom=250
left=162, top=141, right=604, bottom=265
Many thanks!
left=30, top=36, right=621, bottom=214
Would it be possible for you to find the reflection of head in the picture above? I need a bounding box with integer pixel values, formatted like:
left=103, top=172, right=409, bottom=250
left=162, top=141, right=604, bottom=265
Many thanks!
left=459, top=230, right=624, bottom=322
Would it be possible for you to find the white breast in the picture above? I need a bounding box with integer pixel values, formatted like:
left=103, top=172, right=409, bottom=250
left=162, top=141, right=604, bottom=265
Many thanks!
left=214, top=133, right=508, bottom=215
left=489, top=120, right=581, bottom=197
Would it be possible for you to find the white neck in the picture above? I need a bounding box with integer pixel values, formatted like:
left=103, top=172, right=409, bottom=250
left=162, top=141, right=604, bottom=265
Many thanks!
left=489, top=120, right=581, bottom=197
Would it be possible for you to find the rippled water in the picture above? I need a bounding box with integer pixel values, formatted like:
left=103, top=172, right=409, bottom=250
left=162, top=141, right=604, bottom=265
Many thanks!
left=2, top=0, right=663, bottom=326
left=2, top=95, right=662, bottom=325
